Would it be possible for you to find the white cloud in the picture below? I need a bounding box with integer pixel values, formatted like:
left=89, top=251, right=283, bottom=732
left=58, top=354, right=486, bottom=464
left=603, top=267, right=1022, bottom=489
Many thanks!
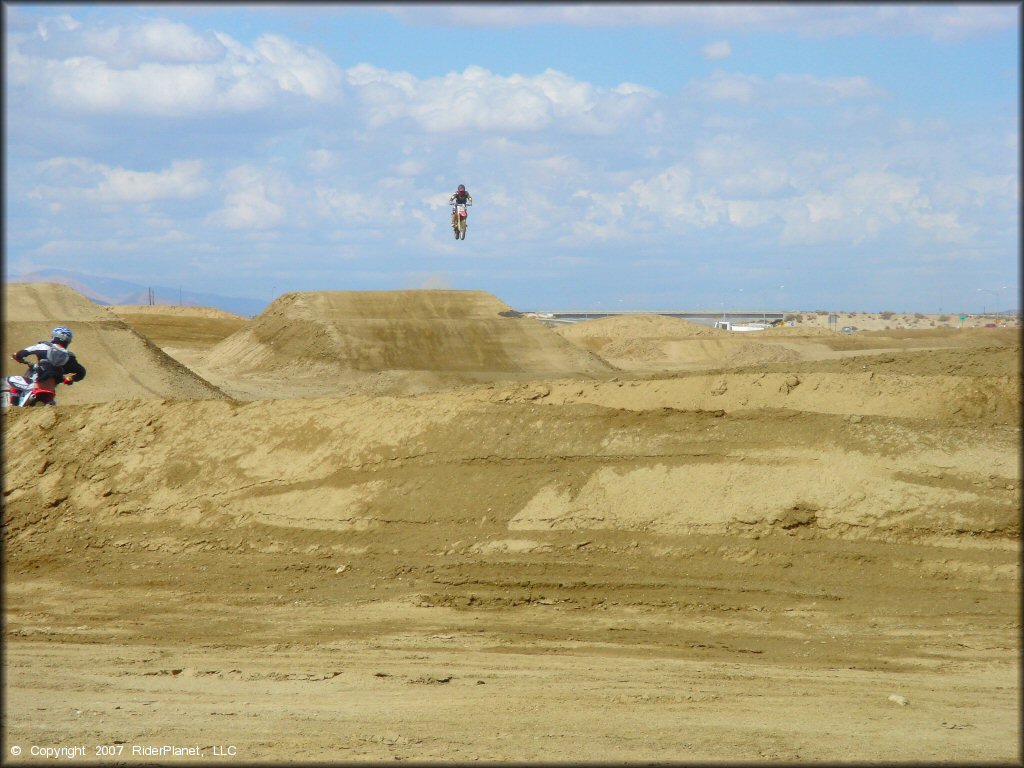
left=344, top=64, right=658, bottom=134
left=312, top=186, right=372, bottom=225
left=778, top=170, right=974, bottom=246
left=872, top=5, right=1016, bottom=42
left=526, top=154, right=586, bottom=181
left=775, top=73, right=884, bottom=102
left=962, top=174, right=1018, bottom=207
left=382, top=5, right=1017, bottom=41
left=36, top=13, right=80, bottom=41
left=17, top=16, right=224, bottom=70
left=688, top=71, right=886, bottom=106
left=306, top=149, right=340, bottom=173
left=692, top=71, right=758, bottom=103
left=135, top=18, right=219, bottom=62
left=91, top=160, right=209, bottom=203
left=208, top=166, right=288, bottom=230
left=29, top=157, right=209, bottom=203
left=804, top=194, right=843, bottom=225
left=701, top=40, right=732, bottom=60
left=614, top=82, right=658, bottom=97
left=9, top=17, right=344, bottom=115
left=392, top=159, right=425, bottom=177
left=251, top=33, right=341, bottom=101
left=563, top=154, right=978, bottom=252
left=725, top=199, right=771, bottom=228
left=693, top=136, right=795, bottom=198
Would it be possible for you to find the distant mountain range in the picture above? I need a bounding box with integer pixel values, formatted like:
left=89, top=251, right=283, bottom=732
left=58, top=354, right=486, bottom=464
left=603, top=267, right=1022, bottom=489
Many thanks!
left=5, top=268, right=269, bottom=317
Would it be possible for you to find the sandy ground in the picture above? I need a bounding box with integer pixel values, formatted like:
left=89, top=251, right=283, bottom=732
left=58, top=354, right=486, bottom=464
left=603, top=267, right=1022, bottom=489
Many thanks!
left=2, top=283, right=1020, bottom=763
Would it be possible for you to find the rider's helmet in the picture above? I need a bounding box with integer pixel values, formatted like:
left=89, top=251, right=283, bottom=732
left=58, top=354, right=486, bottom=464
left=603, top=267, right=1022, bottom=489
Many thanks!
left=51, top=326, right=73, bottom=346
left=458, top=184, right=466, bottom=192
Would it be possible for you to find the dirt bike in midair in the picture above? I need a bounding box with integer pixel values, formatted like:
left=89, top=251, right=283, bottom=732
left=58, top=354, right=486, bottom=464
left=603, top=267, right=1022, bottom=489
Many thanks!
left=451, top=201, right=471, bottom=240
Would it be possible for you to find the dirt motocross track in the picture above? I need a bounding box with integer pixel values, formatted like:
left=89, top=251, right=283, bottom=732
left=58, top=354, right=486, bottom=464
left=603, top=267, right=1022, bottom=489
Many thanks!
left=3, top=283, right=1021, bottom=763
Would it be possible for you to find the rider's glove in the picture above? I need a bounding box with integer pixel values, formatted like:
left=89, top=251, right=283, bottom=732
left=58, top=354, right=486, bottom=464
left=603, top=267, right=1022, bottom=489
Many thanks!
left=62, top=376, right=75, bottom=386
left=11, top=353, right=22, bottom=363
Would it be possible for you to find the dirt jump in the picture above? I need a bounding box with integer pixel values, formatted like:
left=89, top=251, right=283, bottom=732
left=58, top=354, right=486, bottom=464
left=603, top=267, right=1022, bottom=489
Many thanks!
left=3, top=283, right=1020, bottom=762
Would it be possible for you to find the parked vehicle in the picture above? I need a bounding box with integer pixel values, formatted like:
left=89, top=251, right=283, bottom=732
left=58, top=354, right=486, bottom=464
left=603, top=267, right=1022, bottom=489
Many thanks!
left=714, top=320, right=768, bottom=332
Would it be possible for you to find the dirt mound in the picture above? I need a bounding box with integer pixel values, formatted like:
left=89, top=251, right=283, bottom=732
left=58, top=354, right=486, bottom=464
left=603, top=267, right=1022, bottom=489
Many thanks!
left=3, top=282, right=227, bottom=403
left=208, top=289, right=613, bottom=380
left=4, top=381, right=1016, bottom=551
left=556, top=314, right=720, bottom=370
left=4, top=280, right=113, bottom=322
left=110, top=305, right=246, bottom=320
left=557, top=313, right=722, bottom=340
left=495, top=358, right=1019, bottom=428
left=109, top=307, right=249, bottom=350
left=753, top=344, right=1022, bottom=379
left=554, top=315, right=818, bottom=371
left=718, top=341, right=801, bottom=368
left=760, top=324, right=838, bottom=336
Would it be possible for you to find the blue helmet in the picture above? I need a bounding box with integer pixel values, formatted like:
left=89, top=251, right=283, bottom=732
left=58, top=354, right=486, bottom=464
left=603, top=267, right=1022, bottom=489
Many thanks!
left=51, top=326, right=73, bottom=345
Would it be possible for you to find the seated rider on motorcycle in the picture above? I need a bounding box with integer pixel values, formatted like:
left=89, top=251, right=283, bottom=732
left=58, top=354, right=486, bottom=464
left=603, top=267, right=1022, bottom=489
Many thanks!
left=11, top=325, right=86, bottom=392
left=449, top=184, right=473, bottom=226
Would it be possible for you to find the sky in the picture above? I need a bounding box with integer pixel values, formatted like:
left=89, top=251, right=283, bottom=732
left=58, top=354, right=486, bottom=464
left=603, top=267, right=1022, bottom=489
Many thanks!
left=3, top=3, right=1020, bottom=313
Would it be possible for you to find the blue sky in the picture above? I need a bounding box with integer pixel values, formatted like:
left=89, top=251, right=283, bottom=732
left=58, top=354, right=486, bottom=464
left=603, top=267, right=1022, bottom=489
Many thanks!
left=4, top=3, right=1019, bottom=313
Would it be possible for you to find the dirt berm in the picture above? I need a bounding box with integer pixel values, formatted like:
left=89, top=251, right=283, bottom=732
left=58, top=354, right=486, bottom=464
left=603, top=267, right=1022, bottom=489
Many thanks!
left=199, top=290, right=613, bottom=398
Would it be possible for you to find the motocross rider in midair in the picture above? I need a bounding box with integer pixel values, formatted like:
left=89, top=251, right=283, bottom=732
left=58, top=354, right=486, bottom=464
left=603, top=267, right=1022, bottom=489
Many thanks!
left=8, top=326, right=86, bottom=404
left=449, top=184, right=473, bottom=237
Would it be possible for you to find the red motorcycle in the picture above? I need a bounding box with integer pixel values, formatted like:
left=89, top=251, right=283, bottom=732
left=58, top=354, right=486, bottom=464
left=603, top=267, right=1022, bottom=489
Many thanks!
left=2, top=372, right=73, bottom=408
left=451, top=201, right=471, bottom=240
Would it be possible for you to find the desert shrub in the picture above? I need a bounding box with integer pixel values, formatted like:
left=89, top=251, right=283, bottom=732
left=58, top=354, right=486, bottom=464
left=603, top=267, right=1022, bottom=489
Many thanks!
left=879, top=311, right=895, bottom=319
left=937, top=314, right=949, bottom=322
left=785, top=313, right=803, bottom=323
left=913, top=312, right=925, bottom=319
